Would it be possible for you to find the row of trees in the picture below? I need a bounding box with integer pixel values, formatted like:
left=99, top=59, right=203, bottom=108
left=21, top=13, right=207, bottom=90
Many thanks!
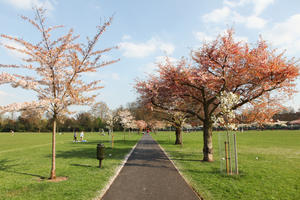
left=135, top=29, right=299, bottom=162
left=0, top=111, right=105, bottom=132
left=0, top=101, right=164, bottom=132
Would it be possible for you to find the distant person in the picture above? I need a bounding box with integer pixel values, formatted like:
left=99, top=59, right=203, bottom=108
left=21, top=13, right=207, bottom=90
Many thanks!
left=147, top=129, right=150, bottom=134
left=73, top=131, right=77, bottom=142
left=80, top=131, right=84, bottom=141
left=10, top=130, right=14, bottom=136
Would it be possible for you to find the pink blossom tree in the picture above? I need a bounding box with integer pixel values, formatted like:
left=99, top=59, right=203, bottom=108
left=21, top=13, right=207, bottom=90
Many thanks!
left=135, top=120, right=147, bottom=134
left=135, top=59, right=191, bottom=144
left=0, top=8, right=119, bottom=179
left=136, top=29, right=299, bottom=162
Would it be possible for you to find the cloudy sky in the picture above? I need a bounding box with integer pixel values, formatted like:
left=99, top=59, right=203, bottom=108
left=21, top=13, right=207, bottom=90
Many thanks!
left=0, top=0, right=300, bottom=111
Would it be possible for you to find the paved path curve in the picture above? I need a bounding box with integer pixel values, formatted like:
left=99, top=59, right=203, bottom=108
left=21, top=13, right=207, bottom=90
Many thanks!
left=101, top=134, right=200, bottom=200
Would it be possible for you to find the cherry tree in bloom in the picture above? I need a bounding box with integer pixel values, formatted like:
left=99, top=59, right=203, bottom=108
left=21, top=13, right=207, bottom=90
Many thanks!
left=151, top=120, right=167, bottom=132
left=118, top=109, right=135, bottom=131
left=135, top=120, right=147, bottom=134
left=0, top=8, right=119, bottom=179
left=105, top=110, right=119, bottom=132
left=237, top=97, right=284, bottom=128
left=136, top=58, right=192, bottom=144
left=136, top=29, right=299, bottom=162
left=154, top=120, right=166, bottom=129
left=155, top=108, right=189, bottom=144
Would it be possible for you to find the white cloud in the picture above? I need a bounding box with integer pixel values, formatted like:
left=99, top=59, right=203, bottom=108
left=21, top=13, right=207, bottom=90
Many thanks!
left=245, top=15, right=267, bottom=29
left=224, top=0, right=274, bottom=15
left=193, top=32, right=215, bottom=42
left=202, top=6, right=231, bottom=23
left=202, top=0, right=272, bottom=29
left=223, top=0, right=248, bottom=7
left=1, top=0, right=55, bottom=10
left=263, top=14, right=300, bottom=55
left=194, top=29, right=248, bottom=43
left=119, top=38, right=175, bottom=58
left=154, top=56, right=178, bottom=64
left=231, top=12, right=267, bottom=29
left=139, top=56, right=178, bottom=74
left=159, top=43, right=175, bottom=55
left=252, top=0, right=274, bottom=15
left=119, top=41, right=156, bottom=58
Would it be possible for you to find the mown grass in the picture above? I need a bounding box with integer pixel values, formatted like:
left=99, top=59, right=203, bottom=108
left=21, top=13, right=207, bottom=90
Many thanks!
left=153, top=130, right=300, bottom=200
left=0, top=131, right=141, bottom=200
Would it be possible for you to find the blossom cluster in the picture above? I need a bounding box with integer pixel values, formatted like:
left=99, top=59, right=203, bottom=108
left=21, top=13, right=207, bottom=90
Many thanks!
left=212, top=91, right=240, bottom=130
left=118, top=110, right=135, bottom=129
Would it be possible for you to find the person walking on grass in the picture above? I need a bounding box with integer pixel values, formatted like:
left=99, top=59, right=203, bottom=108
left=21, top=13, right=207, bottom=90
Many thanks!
left=73, top=131, right=78, bottom=142
left=80, top=131, right=84, bottom=142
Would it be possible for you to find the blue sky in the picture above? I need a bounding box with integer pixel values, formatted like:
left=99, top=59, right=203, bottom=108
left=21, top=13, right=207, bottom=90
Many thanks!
left=0, top=0, right=300, bottom=111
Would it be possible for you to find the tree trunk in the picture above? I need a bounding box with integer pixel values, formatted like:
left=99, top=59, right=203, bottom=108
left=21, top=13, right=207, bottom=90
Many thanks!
left=175, top=127, right=182, bottom=145
left=50, top=119, right=56, bottom=179
left=203, top=122, right=213, bottom=162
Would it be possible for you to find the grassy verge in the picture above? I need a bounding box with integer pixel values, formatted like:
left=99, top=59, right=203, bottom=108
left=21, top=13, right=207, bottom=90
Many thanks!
left=0, top=131, right=141, bottom=200
left=153, top=130, right=300, bottom=200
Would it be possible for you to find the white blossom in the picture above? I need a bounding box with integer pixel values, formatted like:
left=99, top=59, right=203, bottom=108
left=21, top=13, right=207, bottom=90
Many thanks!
left=212, top=91, right=240, bottom=130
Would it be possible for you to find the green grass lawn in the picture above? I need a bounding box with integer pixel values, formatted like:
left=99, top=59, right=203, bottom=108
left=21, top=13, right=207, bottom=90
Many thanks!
left=0, top=131, right=141, bottom=200
left=153, top=130, right=300, bottom=200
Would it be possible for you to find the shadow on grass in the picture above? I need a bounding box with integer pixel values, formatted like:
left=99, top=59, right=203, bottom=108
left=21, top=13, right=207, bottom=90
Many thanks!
left=67, top=139, right=137, bottom=146
left=182, top=167, right=220, bottom=175
left=54, top=140, right=135, bottom=161
left=0, top=159, right=46, bottom=179
left=171, top=158, right=201, bottom=162
left=70, top=163, right=94, bottom=168
left=0, top=159, right=18, bottom=170
left=8, top=170, right=46, bottom=179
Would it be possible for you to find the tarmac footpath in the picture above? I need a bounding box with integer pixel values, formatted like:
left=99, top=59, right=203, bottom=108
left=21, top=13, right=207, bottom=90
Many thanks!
left=101, top=134, right=200, bottom=200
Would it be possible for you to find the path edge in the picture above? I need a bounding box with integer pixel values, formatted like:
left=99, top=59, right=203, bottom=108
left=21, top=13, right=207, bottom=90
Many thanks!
left=154, top=138, right=204, bottom=200
left=93, top=142, right=138, bottom=200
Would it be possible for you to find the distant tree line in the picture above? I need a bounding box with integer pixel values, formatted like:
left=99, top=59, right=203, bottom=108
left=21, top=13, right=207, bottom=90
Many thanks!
left=0, top=111, right=108, bottom=132
left=0, top=100, right=165, bottom=132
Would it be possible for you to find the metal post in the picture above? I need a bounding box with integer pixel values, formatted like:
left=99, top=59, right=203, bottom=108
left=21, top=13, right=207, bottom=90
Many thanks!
left=234, top=134, right=239, bottom=175
left=227, top=131, right=232, bottom=174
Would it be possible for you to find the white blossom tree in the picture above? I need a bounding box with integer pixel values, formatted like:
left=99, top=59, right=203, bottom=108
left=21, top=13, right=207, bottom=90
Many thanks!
left=105, top=110, right=119, bottom=132
left=212, top=91, right=240, bottom=130
left=0, top=8, right=118, bottom=179
left=118, top=109, right=134, bottom=131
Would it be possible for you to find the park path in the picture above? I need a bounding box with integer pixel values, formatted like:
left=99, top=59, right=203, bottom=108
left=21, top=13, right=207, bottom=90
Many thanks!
left=101, top=134, right=200, bottom=200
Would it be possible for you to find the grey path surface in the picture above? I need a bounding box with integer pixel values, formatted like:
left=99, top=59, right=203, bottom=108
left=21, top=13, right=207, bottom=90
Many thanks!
left=101, top=134, right=200, bottom=200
